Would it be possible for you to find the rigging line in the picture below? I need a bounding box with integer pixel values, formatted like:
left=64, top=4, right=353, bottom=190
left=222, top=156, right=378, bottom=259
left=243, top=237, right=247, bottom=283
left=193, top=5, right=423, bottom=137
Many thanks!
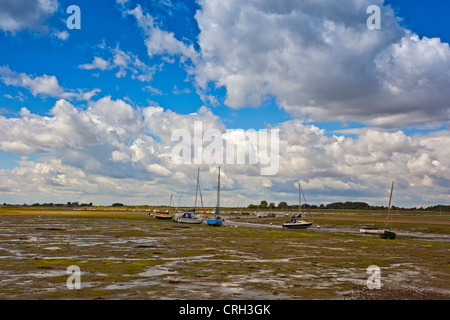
left=199, top=182, right=204, bottom=210
left=385, top=181, right=394, bottom=228
left=300, top=183, right=314, bottom=222
left=194, top=167, right=200, bottom=210
left=217, top=166, right=221, bottom=211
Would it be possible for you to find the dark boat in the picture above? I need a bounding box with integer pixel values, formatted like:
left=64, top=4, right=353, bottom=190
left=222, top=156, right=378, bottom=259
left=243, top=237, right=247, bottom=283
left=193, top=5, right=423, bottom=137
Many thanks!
left=282, top=218, right=313, bottom=229
left=378, top=226, right=396, bottom=239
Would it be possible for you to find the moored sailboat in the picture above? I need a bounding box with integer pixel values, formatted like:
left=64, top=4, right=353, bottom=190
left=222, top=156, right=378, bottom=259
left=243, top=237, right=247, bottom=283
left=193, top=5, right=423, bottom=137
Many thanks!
left=207, top=166, right=224, bottom=227
left=360, top=227, right=384, bottom=234
left=173, top=168, right=205, bottom=224
left=378, top=182, right=396, bottom=239
left=155, top=193, right=175, bottom=220
left=282, top=182, right=313, bottom=229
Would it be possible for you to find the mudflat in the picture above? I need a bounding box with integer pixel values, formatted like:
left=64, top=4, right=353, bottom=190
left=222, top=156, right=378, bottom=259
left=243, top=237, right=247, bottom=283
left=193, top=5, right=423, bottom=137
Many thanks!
left=0, top=208, right=449, bottom=300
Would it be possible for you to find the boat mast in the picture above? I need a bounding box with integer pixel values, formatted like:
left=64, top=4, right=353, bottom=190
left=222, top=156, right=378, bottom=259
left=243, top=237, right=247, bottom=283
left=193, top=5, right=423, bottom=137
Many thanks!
left=298, top=182, right=302, bottom=212
left=385, top=181, right=394, bottom=228
left=169, top=193, right=173, bottom=208
left=194, top=167, right=200, bottom=211
left=216, top=166, right=221, bottom=214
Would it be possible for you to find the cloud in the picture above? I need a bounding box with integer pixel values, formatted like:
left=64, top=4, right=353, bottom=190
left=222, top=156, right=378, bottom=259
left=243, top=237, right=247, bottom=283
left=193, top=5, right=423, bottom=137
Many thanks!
left=142, top=105, right=225, bottom=144
left=78, top=45, right=156, bottom=82
left=79, top=57, right=111, bottom=71
left=53, top=30, right=69, bottom=41
left=125, top=5, right=198, bottom=63
left=0, top=65, right=100, bottom=101
left=1, top=0, right=449, bottom=206
left=0, top=0, right=58, bottom=33
left=189, top=0, right=450, bottom=128
left=118, top=0, right=450, bottom=128
left=143, top=86, right=163, bottom=95
left=0, top=97, right=449, bottom=206
left=172, top=85, right=191, bottom=95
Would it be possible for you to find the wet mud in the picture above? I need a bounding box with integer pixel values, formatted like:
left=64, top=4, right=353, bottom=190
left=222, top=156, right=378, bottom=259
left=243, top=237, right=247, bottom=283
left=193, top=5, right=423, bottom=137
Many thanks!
left=0, top=211, right=449, bottom=300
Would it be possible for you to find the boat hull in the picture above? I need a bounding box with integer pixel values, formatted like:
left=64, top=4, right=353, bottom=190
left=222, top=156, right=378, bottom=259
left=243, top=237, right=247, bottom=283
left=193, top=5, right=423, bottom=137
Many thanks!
left=378, top=230, right=396, bottom=239
left=360, top=228, right=384, bottom=234
left=155, top=215, right=174, bottom=220
left=173, top=217, right=205, bottom=224
left=282, top=222, right=313, bottom=229
left=207, top=219, right=223, bottom=226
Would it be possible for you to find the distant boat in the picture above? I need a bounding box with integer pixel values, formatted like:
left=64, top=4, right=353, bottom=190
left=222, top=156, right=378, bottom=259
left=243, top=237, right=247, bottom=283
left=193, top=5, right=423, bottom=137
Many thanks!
left=256, top=212, right=269, bottom=218
left=173, top=168, right=205, bottom=225
left=173, top=209, right=205, bottom=224
left=378, top=182, right=396, bottom=240
left=282, top=182, right=313, bottom=229
left=282, top=218, right=313, bottom=229
left=207, top=166, right=224, bottom=227
left=155, top=213, right=174, bottom=220
left=155, top=193, right=175, bottom=220
left=360, top=227, right=384, bottom=234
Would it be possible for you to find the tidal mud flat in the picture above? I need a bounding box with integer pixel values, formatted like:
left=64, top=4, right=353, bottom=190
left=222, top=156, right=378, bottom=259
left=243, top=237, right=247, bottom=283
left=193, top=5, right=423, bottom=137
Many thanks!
left=0, top=209, right=449, bottom=300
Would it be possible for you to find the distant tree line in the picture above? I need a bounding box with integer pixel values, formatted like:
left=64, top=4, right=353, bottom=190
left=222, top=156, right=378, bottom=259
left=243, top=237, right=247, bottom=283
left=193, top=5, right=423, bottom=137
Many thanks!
left=1, top=201, right=449, bottom=212
left=1, top=202, right=93, bottom=207
left=247, top=201, right=450, bottom=212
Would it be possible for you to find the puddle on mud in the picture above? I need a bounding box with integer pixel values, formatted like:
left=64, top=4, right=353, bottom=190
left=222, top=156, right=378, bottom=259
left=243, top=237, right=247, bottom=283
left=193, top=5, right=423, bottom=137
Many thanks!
left=138, top=266, right=178, bottom=277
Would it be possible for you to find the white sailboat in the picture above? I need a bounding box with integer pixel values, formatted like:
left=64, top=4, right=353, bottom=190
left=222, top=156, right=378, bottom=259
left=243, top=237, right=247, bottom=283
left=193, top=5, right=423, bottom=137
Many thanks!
left=173, top=168, right=205, bottom=224
left=282, top=182, right=313, bottom=229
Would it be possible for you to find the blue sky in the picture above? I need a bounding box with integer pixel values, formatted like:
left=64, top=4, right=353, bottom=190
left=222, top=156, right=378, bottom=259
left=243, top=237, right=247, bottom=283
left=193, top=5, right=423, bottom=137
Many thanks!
left=0, top=0, right=449, bottom=207
left=1, top=0, right=448, bottom=125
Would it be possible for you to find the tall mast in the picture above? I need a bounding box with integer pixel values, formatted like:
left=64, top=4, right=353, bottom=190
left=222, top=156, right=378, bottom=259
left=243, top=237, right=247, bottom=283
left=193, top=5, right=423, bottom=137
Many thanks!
left=298, top=182, right=302, bottom=211
left=169, top=193, right=173, bottom=207
left=216, top=166, right=221, bottom=213
left=385, top=181, right=394, bottom=227
left=194, top=167, right=200, bottom=210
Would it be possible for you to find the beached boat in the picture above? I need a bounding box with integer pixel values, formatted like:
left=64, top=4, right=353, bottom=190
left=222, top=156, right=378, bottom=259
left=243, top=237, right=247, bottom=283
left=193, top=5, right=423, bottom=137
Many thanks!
left=360, top=227, right=384, bottom=234
left=173, top=168, right=205, bottom=225
left=173, top=210, right=205, bottom=224
left=207, top=167, right=223, bottom=227
left=282, top=218, right=313, bottom=229
left=155, top=213, right=174, bottom=220
left=378, top=182, right=397, bottom=240
left=155, top=193, right=175, bottom=220
left=207, top=214, right=223, bottom=226
left=379, top=226, right=396, bottom=239
left=282, top=182, right=313, bottom=229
